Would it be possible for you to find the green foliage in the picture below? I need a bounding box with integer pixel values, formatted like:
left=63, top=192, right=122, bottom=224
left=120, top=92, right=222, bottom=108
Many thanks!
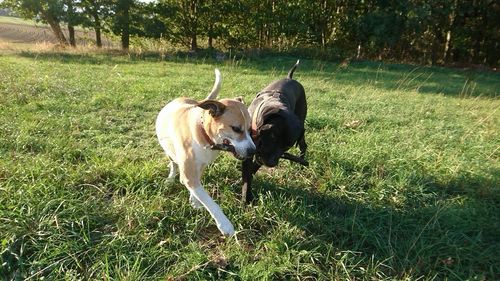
left=154, top=0, right=228, bottom=50
left=0, top=51, right=499, bottom=279
left=0, top=0, right=60, bottom=21
left=146, top=0, right=499, bottom=66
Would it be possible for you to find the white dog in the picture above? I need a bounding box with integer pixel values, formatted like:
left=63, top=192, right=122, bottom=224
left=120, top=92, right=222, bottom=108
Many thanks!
left=155, top=69, right=256, bottom=236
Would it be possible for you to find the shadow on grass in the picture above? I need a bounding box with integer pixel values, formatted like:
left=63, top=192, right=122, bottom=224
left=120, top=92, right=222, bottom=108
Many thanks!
left=333, top=64, right=500, bottom=98
left=247, top=171, right=499, bottom=278
left=18, top=50, right=140, bottom=65
left=17, top=48, right=225, bottom=65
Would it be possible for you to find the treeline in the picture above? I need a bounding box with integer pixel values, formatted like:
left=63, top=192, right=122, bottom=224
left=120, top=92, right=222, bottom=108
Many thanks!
left=2, top=0, right=498, bottom=66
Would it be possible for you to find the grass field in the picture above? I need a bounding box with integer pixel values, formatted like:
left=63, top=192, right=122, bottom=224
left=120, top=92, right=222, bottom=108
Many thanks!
left=0, top=48, right=499, bottom=280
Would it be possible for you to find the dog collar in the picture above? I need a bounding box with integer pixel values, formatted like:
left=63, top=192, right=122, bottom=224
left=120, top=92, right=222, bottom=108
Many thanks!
left=199, top=116, right=215, bottom=147
left=251, top=100, right=266, bottom=134
left=251, top=91, right=282, bottom=129
left=199, top=116, right=236, bottom=154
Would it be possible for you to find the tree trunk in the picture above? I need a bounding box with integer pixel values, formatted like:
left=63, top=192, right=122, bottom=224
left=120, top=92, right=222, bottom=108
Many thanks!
left=257, top=23, right=263, bottom=49
left=95, top=26, right=102, bottom=48
left=208, top=24, right=213, bottom=49
left=121, top=28, right=129, bottom=50
left=92, top=6, right=102, bottom=48
left=66, top=0, right=76, bottom=47
left=443, top=30, right=452, bottom=63
left=471, top=3, right=483, bottom=63
left=190, top=33, right=198, bottom=51
left=208, top=36, right=213, bottom=49
left=321, top=0, right=328, bottom=48
left=431, top=39, right=438, bottom=65
left=431, top=27, right=443, bottom=65
left=68, top=25, right=76, bottom=47
left=121, top=2, right=130, bottom=50
left=40, top=10, right=67, bottom=45
left=473, top=36, right=482, bottom=64
left=188, top=0, right=198, bottom=51
left=443, top=0, right=457, bottom=63
left=485, top=41, right=498, bottom=66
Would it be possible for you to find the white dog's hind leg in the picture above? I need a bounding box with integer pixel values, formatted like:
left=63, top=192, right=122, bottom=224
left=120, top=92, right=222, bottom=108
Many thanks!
left=168, top=161, right=178, bottom=180
left=190, top=186, right=235, bottom=236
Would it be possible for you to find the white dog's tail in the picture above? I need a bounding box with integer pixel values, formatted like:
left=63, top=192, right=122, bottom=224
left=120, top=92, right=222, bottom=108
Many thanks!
left=206, top=69, right=222, bottom=100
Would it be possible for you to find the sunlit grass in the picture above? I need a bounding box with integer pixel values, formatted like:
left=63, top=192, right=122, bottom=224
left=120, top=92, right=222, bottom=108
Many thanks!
left=0, top=49, right=499, bottom=280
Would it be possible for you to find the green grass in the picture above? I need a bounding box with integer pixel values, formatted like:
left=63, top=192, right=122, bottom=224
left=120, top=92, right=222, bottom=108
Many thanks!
left=0, top=50, right=499, bottom=280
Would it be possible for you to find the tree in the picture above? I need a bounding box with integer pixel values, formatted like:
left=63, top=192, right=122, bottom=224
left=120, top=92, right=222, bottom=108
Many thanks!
left=63, top=0, right=81, bottom=47
left=107, top=0, right=135, bottom=50
left=116, top=0, right=132, bottom=49
left=200, top=0, right=227, bottom=49
left=80, top=0, right=112, bottom=47
left=156, top=0, right=232, bottom=51
left=156, top=0, right=202, bottom=51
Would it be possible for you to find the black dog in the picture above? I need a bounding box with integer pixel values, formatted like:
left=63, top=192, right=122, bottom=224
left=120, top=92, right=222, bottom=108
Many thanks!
left=241, top=60, right=307, bottom=204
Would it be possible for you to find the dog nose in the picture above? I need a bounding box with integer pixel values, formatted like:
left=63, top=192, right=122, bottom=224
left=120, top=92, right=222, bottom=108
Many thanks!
left=246, top=147, right=256, bottom=156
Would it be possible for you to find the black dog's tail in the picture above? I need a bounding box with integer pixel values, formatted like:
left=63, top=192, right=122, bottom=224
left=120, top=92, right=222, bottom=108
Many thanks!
left=287, top=59, right=300, bottom=79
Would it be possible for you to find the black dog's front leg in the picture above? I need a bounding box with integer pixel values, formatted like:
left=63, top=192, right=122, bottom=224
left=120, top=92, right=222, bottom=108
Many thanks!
left=241, top=158, right=253, bottom=204
left=242, top=158, right=261, bottom=204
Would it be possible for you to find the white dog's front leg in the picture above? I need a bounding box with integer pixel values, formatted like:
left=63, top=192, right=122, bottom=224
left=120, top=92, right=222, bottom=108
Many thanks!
left=190, top=186, right=235, bottom=236
left=189, top=193, right=203, bottom=209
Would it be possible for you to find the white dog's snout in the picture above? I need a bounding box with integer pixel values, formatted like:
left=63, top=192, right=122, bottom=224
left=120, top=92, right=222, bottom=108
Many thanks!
left=231, top=137, right=256, bottom=158
left=243, top=140, right=256, bottom=155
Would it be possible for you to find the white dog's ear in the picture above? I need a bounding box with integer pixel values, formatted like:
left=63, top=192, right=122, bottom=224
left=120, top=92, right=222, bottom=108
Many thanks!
left=234, top=96, right=245, bottom=104
left=198, top=100, right=226, bottom=117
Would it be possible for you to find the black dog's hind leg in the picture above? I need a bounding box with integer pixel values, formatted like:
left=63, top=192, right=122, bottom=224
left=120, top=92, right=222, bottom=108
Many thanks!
left=298, top=129, right=307, bottom=159
left=242, top=158, right=261, bottom=204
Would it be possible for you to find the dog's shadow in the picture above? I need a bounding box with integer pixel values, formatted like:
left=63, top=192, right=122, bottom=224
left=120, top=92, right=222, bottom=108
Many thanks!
left=238, top=172, right=498, bottom=276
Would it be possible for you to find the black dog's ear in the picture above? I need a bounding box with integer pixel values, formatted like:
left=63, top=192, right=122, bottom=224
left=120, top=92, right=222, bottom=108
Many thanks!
left=262, top=107, right=280, bottom=117
left=198, top=100, right=226, bottom=118
left=259, top=123, right=273, bottom=132
left=256, top=106, right=281, bottom=128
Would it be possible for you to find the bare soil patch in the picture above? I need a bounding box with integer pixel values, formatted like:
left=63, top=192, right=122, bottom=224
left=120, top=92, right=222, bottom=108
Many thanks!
left=0, top=22, right=114, bottom=47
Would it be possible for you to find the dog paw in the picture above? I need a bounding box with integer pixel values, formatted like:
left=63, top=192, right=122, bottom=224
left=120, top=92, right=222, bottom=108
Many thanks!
left=217, top=221, right=235, bottom=236
left=189, top=194, right=204, bottom=209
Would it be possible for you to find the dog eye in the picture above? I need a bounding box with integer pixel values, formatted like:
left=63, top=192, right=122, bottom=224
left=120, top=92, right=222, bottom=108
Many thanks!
left=231, top=126, right=243, bottom=134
